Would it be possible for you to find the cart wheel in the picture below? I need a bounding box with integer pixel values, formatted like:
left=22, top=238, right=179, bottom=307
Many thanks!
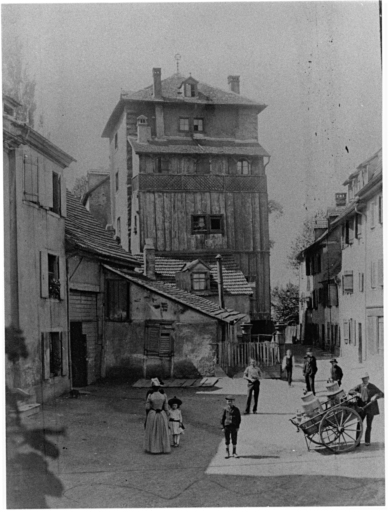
left=319, top=406, right=363, bottom=453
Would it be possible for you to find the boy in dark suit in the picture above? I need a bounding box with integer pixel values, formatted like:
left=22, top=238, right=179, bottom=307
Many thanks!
left=349, top=371, right=384, bottom=446
left=221, top=396, right=241, bottom=459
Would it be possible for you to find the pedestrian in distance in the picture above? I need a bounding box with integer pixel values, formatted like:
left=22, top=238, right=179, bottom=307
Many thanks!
left=221, top=396, right=241, bottom=459
left=348, top=371, right=384, bottom=447
left=282, top=349, right=295, bottom=386
left=144, top=377, right=165, bottom=427
left=243, top=358, right=261, bottom=414
left=329, top=359, right=343, bottom=386
left=144, top=379, right=171, bottom=454
left=168, top=396, right=184, bottom=447
left=303, top=351, right=317, bottom=395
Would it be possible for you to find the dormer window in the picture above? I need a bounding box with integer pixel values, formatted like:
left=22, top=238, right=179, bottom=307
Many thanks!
left=192, top=272, right=207, bottom=290
left=237, top=159, right=251, bottom=175
left=180, top=76, right=199, bottom=98
left=185, top=84, right=196, bottom=97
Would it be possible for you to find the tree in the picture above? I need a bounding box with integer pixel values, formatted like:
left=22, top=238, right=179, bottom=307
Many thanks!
left=286, top=209, right=326, bottom=273
left=2, top=35, right=37, bottom=127
left=271, top=282, right=299, bottom=324
left=72, top=175, right=88, bottom=199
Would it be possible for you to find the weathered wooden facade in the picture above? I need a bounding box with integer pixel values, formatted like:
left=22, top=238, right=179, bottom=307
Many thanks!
left=102, top=69, right=271, bottom=326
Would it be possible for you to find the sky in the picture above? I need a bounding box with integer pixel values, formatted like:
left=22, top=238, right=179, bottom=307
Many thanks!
left=1, top=1, right=382, bottom=287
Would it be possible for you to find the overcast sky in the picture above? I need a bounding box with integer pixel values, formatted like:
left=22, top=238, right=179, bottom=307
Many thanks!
left=2, top=2, right=382, bottom=287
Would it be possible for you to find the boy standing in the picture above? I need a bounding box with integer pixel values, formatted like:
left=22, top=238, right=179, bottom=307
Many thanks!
left=221, top=396, right=241, bottom=459
left=243, top=358, right=262, bottom=414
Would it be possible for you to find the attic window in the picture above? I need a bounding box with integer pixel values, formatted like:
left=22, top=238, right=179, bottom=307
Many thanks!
left=185, top=83, right=196, bottom=97
left=209, top=215, right=223, bottom=233
left=194, top=118, right=204, bottom=132
left=179, top=118, right=190, bottom=131
left=237, top=159, right=251, bottom=175
left=192, top=215, right=207, bottom=233
left=192, top=272, right=207, bottom=291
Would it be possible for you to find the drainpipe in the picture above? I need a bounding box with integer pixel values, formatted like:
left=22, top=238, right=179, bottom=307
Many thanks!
left=263, top=156, right=271, bottom=170
left=215, top=254, right=225, bottom=309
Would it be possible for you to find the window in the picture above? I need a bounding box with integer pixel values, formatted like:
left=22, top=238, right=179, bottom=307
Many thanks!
left=359, top=272, right=364, bottom=292
left=194, top=118, right=204, bottom=132
left=48, top=254, right=60, bottom=299
left=156, top=157, right=170, bottom=173
left=145, top=323, right=173, bottom=356
left=115, top=171, right=119, bottom=191
left=51, top=172, right=61, bottom=215
left=344, top=221, right=350, bottom=245
left=192, top=272, right=207, bottom=291
left=378, top=195, right=382, bottom=224
left=342, top=271, right=353, bottom=294
left=343, top=320, right=349, bottom=344
left=355, top=213, right=362, bottom=238
left=192, top=215, right=208, bottom=233
left=370, top=200, right=376, bottom=228
left=115, top=133, right=118, bottom=149
left=209, top=215, right=223, bottom=233
left=179, top=118, right=190, bottom=131
left=116, top=217, right=121, bottom=240
left=185, top=83, right=196, bottom=97
left=42, top=332, right=67, bottom=379
left=23, top=154, right=38, bottom=203
left=191, top=214, right=224, bottom=234
left=237, top=159, right=251, bottom=175
left=105, top=280, right=130, bottom=321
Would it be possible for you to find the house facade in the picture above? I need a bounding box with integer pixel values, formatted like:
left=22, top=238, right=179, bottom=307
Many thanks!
left=331, top=149, right=383, bottom=369
left=3, top=97, right=75, bottom=402
left=102, top=68, right=271, bottom=327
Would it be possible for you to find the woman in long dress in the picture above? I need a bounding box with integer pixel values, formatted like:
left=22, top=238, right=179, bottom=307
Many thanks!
left=144, top=380, right=171, bottom=454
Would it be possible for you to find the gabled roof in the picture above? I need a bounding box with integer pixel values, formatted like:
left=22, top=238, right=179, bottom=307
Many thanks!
left=134, top=253, right=253, bottom=296
left=65, top=191, right=140, bottom=268
left=128, top=138, right=269, bottom=157
left=180, top=259, right=211, bottom=272
left=102, top=72, right=267, bottom=137
left=104, top=265, right=248, bottom=324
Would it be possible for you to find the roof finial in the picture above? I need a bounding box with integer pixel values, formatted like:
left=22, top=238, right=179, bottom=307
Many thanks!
left=174, top=53, right=181, bottom=74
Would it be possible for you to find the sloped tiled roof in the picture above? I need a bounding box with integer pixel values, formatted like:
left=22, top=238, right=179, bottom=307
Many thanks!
left=104, top=265, right=248, bottom=324
left=122, top=73, right=264, bottom=108
left=134, top=254, right=253, bottom=296
left=65, top=191, right=140, bottom=267
left=129, top=139, right=269, bottom=157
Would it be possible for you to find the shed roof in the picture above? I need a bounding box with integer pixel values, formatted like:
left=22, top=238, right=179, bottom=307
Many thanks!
left=134, top=254, right=253, bottom=296
left=65, top=191, right=140, bottom=267
left=104, top=265, right=248, bottom=324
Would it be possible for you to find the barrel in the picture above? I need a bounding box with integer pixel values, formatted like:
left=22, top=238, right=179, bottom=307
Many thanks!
left=301, top=392, right=315, bottom=403
left=326, top=382, right=340, bottom=394
left=301, top=398, right=323, bottom=418
left=327, top=389, right=347, bottom=405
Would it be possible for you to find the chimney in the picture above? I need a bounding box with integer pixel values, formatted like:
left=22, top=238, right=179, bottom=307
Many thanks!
left=153, top=68, right=162, bottom=99
left=215, top=254, right=225, bottom=309
left=144, top=238, right=156, bottom=280
left=228, top=75, right=240, bottom=94
left=137, top=115, right=151, bottom=143
left=335, top=193, right=347, bottom=207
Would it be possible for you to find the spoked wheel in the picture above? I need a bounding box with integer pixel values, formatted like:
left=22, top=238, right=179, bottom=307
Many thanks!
left=319, top=406, right=363, bottom=453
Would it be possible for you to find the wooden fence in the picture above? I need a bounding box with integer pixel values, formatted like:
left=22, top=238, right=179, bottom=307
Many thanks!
left=212, top=341, right=281, bottom=375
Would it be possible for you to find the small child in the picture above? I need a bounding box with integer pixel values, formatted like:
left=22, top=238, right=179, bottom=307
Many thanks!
left=168, top=396, right=184, bottom=447
left=221, top=396, right=241, bottom=458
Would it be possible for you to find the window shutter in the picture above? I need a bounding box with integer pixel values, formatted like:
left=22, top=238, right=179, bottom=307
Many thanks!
left=353, top=320, right=357, bottom=346
left=61, top=332, right=68, bottom=376
left=159, top=332, right=172, bottom=357
left=42, top=333, right=51, bottom=380
left=38, top=161, right=47, bottom=206
left=343, top=320, right=349, bottom=343
left=378, top=195, right=382, bottom=224
left=371, top=261, right=376, bottom=288
left=59, top=257, right=66, bottom=300
left=45, top=167, right=54, bottom=209
left=378, top=259, right=383, bottom=286
left=60, top=175, right=67, bottom=217
left=367, top=316, right=376, bottom=355
left=40, top=251, right=49, bottom=298
left=146, top=326, right=160, bottom=355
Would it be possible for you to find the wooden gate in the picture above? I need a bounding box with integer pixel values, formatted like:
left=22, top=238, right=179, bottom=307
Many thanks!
left=212, top=341, right=281, bottom=376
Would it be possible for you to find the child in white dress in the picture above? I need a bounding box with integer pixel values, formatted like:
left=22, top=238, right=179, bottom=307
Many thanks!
left=168, top=396, right=184, bottom=447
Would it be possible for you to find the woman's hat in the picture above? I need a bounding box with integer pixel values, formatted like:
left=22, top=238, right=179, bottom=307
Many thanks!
left=168, top=396, right=182, bottom=407
left=151, top=377, right=164, bottom=387
left=329, top=359, right=338, bottom=363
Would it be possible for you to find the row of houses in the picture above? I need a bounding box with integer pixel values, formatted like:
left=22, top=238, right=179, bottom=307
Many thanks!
left=4, top=94, right=253, bottom=403
left=298, top=148, right=383, bottom=374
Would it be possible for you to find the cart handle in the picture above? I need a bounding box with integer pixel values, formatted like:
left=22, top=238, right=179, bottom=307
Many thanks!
left=289, top=418, right=300, bottom=432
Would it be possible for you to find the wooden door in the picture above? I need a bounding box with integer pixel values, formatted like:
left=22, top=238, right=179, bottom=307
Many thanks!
left=70, top=322, right=88, bottom=387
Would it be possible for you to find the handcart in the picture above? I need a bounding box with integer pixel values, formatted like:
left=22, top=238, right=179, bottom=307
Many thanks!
left=290, top=395, right=365, bottom=453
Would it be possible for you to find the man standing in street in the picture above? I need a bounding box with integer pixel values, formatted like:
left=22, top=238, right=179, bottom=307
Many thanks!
left=330, top=358, right=343, bottom=386
left=243, top=358, right=261, bottom=414
left=303, top=350, right=317, bottom=395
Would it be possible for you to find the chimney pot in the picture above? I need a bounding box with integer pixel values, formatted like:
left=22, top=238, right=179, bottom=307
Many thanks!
left=228, top=75, right=240, bottom=94
left=153, top=68, right=162, bottom=99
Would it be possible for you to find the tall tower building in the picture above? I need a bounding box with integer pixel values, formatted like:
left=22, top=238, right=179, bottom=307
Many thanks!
left=102, top=68, right=271, bottom=325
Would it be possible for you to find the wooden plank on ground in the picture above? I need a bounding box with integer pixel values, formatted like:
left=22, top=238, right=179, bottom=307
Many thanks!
left=182, top=379, right=199, bottom=387
left=165, top=379, right=185, bottom=388
left=199, top=377, right=219, bottom=387
left=132, top=379, right=150, bottom=388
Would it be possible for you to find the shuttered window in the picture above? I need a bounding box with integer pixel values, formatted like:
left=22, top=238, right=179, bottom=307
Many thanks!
left=42, top=332, right=67, bottom=379
left=343, top=320, right=349, bottom=343
left=23, top=154, right=39, bottom=203
left=40, top=251, right=65, bottom=300
left=342, top=271, right=353, bottom=294
left=105, top=280, right=130, bottom=321
left=145, top=324, right=173, bottom=357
